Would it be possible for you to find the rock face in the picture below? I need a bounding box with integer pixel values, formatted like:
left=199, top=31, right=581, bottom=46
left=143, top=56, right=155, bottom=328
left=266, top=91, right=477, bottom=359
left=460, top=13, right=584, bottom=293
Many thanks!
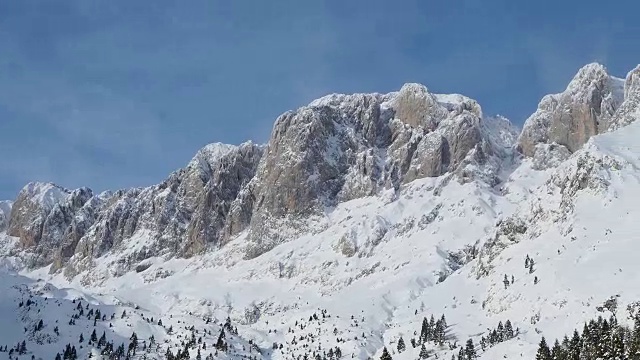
left=609, top=65, right=640, bottom=130
left=6, top=142, right=263, bottom=272
left=242, top=85, right=516, bottom=258
left=517, top=63, right=625, bottom=158
left=7, top=183, right=93, bottom=265
left=6, top=62, right=639, bottom=276
left=0, top=200, right=12, bottom=232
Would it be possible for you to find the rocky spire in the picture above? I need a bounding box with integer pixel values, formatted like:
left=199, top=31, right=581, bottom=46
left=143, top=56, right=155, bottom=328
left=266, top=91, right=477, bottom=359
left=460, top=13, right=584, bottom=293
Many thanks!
left=517, top=63, right=625, bottom=159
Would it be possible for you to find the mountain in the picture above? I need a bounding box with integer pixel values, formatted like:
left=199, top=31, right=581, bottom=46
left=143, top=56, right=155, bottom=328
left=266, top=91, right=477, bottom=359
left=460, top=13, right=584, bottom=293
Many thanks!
left=4, top=82, right=519, bottom=276
left=0, top=62, right=639, bottom=359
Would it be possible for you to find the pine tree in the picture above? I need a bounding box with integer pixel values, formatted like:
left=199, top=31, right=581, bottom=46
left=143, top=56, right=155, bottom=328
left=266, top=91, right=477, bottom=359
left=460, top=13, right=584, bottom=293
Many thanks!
left=419, top=344, right=429, bottom=359
left=567, top=329, right=581, bottom=360
left=611, top=325, right=625, bottom=360
left=215, top=329, right=226, bottom=350
left=379, top=347, right=392, bottom=360
left=504, top=320, right=514, bottom=339
left=628, top=316, right=640, bottom=359
left=397, top=337, right=406, bottom=353
left=79, top=333, right=84, bottom=343
left=429, top=315, right=436, bottom=341
left=420, top=317, right=429, bottom=343
left=551, top=339, right=565, bottom=360
left=536, top=337, right=551, bottom=360
left=434, top=320, right=444, bottom=345
left=503, top=274, right=510, bottom=289
left=91, top=329, right=98, bottom=342
left=99, top=331, right=107, bottom=347
left=464, top=339, right=476, bottom=360
left=581, top=323, right=596, bottom=360
left=497, top=321, right=505, bottom=342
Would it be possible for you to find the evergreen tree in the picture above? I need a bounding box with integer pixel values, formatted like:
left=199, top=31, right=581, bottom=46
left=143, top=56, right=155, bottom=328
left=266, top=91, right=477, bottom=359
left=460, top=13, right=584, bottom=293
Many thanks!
left=504, top=320, right=514, bottom=339
left=79, top=333, right=84, bottom=343
left=434, top=320, right=445, bottom=344
left=611, top=325, right=625, bottom=360
left=91, top=329, right=98, bottom=343
left=397, top=337, right=406, bottom=353
left=99, top=331, right=107, bottom=347
left=215, top=329, right=226, bottom=350
left=550, top=339, right=564, bottom=360
left=581, top=323, right=596, bottom=360
left=497, top=321, right=505, bottom=342
left=536, top=337, right=551, bottom=360
left=503, top=274, right=510, bottom=289
left=379, top=347, right=392, bottom=360
left=420, top=317, right=429, bottom=343
left=429, top=315, right=436, bottom=340
left=491, top=329, right=499, bottom=345
left=464, top=339, right=476, bottom=360
left=567, top=330, right=581, bottom=360
left=419, top=344, right=429, bottom=359
left=628, top=316, right=640, bottom=359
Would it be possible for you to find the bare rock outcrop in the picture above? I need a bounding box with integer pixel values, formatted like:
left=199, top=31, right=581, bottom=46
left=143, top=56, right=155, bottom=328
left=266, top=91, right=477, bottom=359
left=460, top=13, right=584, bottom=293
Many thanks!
left=518, top=63, right=624, bottom=158
left=242, top=85, right=515, bottom=258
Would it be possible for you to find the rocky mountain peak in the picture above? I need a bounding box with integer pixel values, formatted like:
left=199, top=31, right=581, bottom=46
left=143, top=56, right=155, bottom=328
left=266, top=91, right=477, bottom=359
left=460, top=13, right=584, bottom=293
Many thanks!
left=242, top=84, right=515, bottom=258
left=607, top=64, right=640, bottom=131
left=517, top=62, right=624, bottom=162
left=624, top=64, right=640, bottom=98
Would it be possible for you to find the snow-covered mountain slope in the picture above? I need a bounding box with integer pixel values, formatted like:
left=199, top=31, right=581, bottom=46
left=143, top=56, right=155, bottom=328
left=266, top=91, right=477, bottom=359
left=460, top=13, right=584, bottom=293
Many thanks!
left=1, top=62, right=640, bottom=359
left=10, top=119, right=639, bottom=360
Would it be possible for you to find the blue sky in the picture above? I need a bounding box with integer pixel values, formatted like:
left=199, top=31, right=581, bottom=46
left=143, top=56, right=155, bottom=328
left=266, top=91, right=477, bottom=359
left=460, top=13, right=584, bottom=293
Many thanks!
left=1, top=0, right=639, bottom=200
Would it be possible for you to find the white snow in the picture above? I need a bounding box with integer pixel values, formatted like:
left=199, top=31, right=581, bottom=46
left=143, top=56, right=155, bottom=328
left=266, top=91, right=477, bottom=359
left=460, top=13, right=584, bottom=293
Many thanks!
left=20, top=182, right=70, bottom=210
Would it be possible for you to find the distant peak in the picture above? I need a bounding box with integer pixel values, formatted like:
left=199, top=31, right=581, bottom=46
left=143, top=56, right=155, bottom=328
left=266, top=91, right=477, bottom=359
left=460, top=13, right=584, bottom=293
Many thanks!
left=575, top=62, right=607, bottom=76
left=18, top=182, right=71, bottom=209
left=625, top=64, right=640, bottom=98
left=21, top=182, right=68, bottom=196
left=564, top=62, right=611, bottom=96
left=398, top=82, right=430, bottom=95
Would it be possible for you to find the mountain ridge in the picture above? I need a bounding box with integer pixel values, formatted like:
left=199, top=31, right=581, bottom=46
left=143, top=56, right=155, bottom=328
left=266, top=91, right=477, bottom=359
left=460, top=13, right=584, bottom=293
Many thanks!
left=2, top=61, right=640, bottom=360
left=2, top=62, right=640, bottom=277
